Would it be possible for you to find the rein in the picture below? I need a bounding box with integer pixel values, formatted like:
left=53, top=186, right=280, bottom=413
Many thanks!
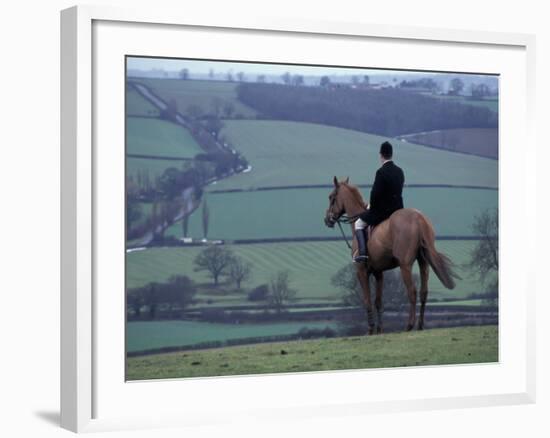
left=335, top=214, right=359, bottom=250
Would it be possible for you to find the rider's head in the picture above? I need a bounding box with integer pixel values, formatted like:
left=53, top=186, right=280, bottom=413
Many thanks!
left=380, top=141, right=393, bottom=162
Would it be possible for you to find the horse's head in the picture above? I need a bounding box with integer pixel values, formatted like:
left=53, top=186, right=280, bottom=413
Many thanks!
left=324, top=176, right=349, bottom=228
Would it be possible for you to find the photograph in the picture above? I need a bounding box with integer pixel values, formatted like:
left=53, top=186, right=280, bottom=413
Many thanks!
left=124, top=56, right=499, bottom=381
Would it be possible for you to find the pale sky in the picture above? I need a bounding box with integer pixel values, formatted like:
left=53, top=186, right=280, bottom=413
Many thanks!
left=126, top=56, right=430, bottom=77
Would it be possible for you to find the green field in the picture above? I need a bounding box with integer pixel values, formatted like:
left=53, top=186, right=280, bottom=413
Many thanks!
left=133, top=78, right=258, bottom=118
left=127, top=117, right=202, bottom=158
left=126, top=240, right=482, bottom=301
left=127, top=320, right=338, bottom=353
left=210, top=120, right=498, bottom=190
left=126, top=325, right=498, bottom=380
left=401, top=128, right=498, bottom=159
left=164, top=186, right=497, bottom=241
left=126, top=86, right=159, bottom=116
left=126, top=117, right=203, bottom=179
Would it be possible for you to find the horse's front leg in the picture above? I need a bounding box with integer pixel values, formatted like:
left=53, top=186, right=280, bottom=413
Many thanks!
left=373, top=271, right=384, bottom=334
left=356, top=266, right=375, bottom=335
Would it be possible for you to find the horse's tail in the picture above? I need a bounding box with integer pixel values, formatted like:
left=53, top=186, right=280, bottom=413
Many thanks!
left=418, top=216, right=460, bottom=290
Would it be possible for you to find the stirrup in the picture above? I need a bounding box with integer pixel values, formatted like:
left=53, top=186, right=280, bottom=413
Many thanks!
left=353, top=254, right=369, bottom=263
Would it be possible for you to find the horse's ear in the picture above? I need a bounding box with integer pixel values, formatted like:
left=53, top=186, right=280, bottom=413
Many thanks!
left=333, top=176, right=339, bottom=187
left=344, top=177, right=349, bottom=184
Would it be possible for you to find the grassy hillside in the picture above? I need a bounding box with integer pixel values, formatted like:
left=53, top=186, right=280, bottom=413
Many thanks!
left=126, top=117, right=202, bottom=158
left=133, top=78, right=258, bottom=118
left=126, top=86, right=159, bottom=116
left=126, top=325, right=498, bottom=380
left=127, top=320, right=337, bottom=353
left=213, top=120, right=498, bottom=190
left=400, top=128, right=498, bottom=159
left=126, top=240, right=482, bottom=301
left=164, top=186, right=497, bottom=241
left=126, top=117, right=203, bottom=179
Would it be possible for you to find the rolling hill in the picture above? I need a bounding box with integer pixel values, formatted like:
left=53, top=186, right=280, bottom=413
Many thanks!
left=212, top=120, right=498, bottom=190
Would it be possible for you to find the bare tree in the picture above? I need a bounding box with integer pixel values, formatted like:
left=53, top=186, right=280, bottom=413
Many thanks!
left=468, top=208, right=498, bottom=304
left=269, top=270, right=296, bottom=313
left=222, top=102, right=235, bottom=118
left=193, top=245, right=235, bottom=286
left=281, top=72, right=291, bottom=85
left=320, top=76, right=331, bottom=87
left=163, top=275, right=197, bottom=317
left=179, top=68, right=189, bottom=80
left=181, top=213, right=189, bottom=238
left=201, top=199, right=209, bottom=239
left=332, top=264, right=414, bottom=312
left=210, top=97, right=223, bottom=118
left=229, top=257, right=252, bottom=290
left=291, top=75, right=304, bottom=86
left=449, top=77, right=464, bottom=95
left=161, top=98, right=178, bottom=122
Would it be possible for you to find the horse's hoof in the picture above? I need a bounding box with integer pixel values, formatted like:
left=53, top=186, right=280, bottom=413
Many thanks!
left=406, top=324, right=413, bottom=331
left=417, top=325, right=424, bottom=331
left=367, top=328, right=374, bottom=336
left=376, top=327, right=383, bottom=334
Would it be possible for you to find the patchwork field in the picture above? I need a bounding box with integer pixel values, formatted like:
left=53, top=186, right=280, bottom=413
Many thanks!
left=126, top=86, right=159, bottom=116
left=126, top=117, right=202, bottom=158
left=132, top=78, right=258, bottom=118
left=126, top=325, right=498, bottom=380
left=211, top=120, right=498, bottom=190
left=400, top=128, right=498, bottom=159
left=126, top=239, right=482, bottom=301
left=126, top=117, right=202, bottom=179
left=163, top=186, right=497, bottom=241
left=127, top=320, right=338, bottom=353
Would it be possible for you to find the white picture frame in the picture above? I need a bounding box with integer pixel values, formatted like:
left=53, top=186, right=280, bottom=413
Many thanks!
left=60, top=4, right=536, bottom=433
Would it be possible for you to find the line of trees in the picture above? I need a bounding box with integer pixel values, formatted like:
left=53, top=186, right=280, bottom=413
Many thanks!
left=236, top=83, right=497, bottom=137
left=127, top=275, right=197, bottom=320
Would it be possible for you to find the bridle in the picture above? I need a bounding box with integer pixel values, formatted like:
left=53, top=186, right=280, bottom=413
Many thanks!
left=335, top=215, right=359, bottom=250
left=326, top=189, right=359, bottom=250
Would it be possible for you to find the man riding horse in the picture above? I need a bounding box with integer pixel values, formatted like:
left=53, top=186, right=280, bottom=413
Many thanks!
left=354, top=141, right=405, bottom=263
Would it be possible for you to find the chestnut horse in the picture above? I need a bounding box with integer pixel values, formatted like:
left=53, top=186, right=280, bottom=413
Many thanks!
left=324, top=177, right=458, bottom=334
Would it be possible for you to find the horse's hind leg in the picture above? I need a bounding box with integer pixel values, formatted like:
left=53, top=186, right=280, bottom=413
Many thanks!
left=373, top=271, right=384, bottom=334
left=417, top=255, right=429, bottom=330
left=400, top=265, right=417, bottom=331
left=356, top=266, right=375, bottom=335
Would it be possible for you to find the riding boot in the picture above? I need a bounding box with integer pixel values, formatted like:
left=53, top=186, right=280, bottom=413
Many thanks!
left=353, top=228, right=369, bottom=263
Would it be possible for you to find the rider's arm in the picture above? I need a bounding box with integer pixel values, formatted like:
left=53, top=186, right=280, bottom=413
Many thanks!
left=370, top=169, right=383, bottom=209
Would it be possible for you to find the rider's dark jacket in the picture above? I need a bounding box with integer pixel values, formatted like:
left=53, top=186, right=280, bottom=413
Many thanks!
left=359, top=160, right=405, bottom=226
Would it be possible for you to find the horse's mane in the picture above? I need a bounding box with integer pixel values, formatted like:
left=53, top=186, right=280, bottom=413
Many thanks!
left=341, top=182, right=365, bottom=207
